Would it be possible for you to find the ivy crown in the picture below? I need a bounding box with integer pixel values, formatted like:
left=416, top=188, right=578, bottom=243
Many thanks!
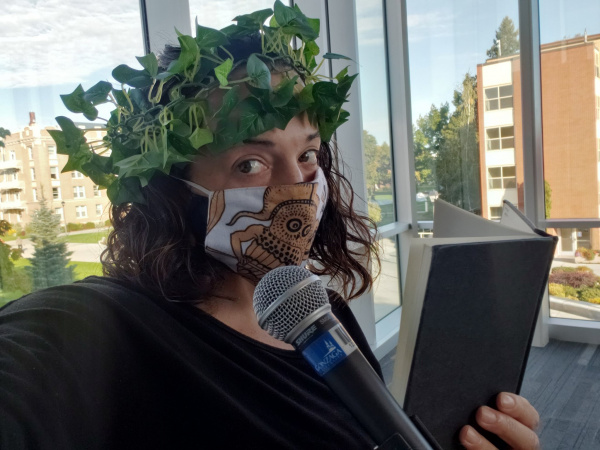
left=49, top=0, right=357, bottom=205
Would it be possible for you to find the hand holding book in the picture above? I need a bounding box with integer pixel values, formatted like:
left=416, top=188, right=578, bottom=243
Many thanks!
left=459, top=392, right=540, bottom=449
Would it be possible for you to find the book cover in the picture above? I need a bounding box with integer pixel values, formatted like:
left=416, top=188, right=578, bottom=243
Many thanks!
left=390, top=200, right=557, bottom=449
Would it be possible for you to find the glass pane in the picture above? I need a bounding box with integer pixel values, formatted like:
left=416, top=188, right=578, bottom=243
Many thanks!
left=550, top=227, right=600, bottom=321
left=189, top=0, right=277, bottom=30
left=485, top=87, right=499, bottom=99
left=502, top=165, right=516, bottom=177
left=499, top=84, right=513, bottom=96
left=501, top=137, right=515, bottom=148
left=504, top=177, right=517, bottom=188
left=488, top=167, right=502, bottom=177
left=500, top=126, right=514, bottom=137
left=0, top=2, right=142, bottom=305
left=356, top=0, right=396, bottom=228
left=500, top=97, right=514, bottom=109
left=539, top=0, right=600, bottom=220
left=373, top=236, right=401, bottom=321
left=486, top=127, right=500, bottom=139
left=407, top=0, right=519, bottom=222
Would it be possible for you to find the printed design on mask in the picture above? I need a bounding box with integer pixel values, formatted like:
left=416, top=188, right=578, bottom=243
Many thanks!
left=207, top=190, right=225, bottom=234
left=222, top=182, right=322, bottom=283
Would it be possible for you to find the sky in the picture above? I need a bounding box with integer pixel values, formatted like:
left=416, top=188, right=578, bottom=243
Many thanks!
left=0, top=0, right=599, bottom=144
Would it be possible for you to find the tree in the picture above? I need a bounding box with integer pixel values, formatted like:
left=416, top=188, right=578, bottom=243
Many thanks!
left=544, top=180, right=552, bottom=219
left=0, top=220, right=14, bottom=290
left=486, top=16, right=520, bottom=59
left=435, top=73, right=481, bottom=213
left=413, top=104, right=450, bottom=192
left=0, top=127, right=10, bottom=148
left=363, top=130, right=392, bottom=198
left=27, top=198, right=74, bottom=291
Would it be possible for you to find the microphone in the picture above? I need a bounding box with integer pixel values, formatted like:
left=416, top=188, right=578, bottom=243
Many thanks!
left=253, top=266, right=434, bottom=450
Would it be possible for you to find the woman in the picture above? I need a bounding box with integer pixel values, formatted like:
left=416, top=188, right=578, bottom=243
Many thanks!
left=0, top=3, right=539, bottom=449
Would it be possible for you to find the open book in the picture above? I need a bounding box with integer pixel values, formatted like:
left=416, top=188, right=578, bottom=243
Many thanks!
left=390, top=200, right=557, bottom=450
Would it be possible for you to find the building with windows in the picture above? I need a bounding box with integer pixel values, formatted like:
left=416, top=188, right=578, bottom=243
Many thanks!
left=478, top=33, right=600, bottom=254
left=1, top=113, right=111, bottom=229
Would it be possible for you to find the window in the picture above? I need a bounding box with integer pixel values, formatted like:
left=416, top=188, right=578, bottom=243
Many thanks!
left=488, top=166, right=516, bottom=189
left=484, top=85, right=513, bottom=111
left=596, top=97, right=600, bottom=120
left=93, top=185, right=101, bottom=197
left=33, top=188, right=37, bottom=201
left=9, top=150, right=15, bottom=160
left=489, top=206, right=503, bottom=220
left=96, top=204, right=103, bottom=216
left=48, top=145, right=57, bottom=157
left=28, top=147, right=33, bottom=160
left=596, top=51, right=600, bottom=78
left=486, top=126, right=515, bottom=150
left=30, top=168, right=35, bottom=180
left=13, top=193, right=20, bottom=201
left=55, top=207, right=64, bottom=220
left=52, top=187, right=61, bottom=200
left=50, top=166, right=59, bottom=180
left=76, top=205, right=88, bottom=218
left=72, top=171, right=84, bottom=179
left=73, top=186, right=85, bottom=198
left=10, top=172, right=17, bottom=181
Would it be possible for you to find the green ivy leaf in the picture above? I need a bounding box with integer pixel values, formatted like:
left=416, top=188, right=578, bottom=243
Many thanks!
left=247, top=54, right=271, bottom=90
left=55, top=116, right=87, bottom=154
left=195, top=22, right=230, bottom=48
left=233, top=8, right=273, bottom=30
left=167, top=33, right=199, bottom=75
left=273, top=0, right=299, bottom=26
left=83, top=81, right=113, bottom=106
left=112, top=64, right=153, bottom=88
left=62, top=151, right=91, bottom=173
left=107, top=176, right=145, bottom=205
left=136, top=53, right=159, bottom=77
left=111, top=89, right=129, bottom=108
left=271, top=76, right=297, bottom=107
left=60, top=85, right=98, bottom=121
left=303, top=40, right=320, bottom=71
left=323, top=52, right=353, bottom=61
left=214, top=58, right=233, bottom=86
left=169, top=119, right=191, bottom=137
left=216, top=85, right=240, bottom=118
left=189, top=127, right=213, bottom=148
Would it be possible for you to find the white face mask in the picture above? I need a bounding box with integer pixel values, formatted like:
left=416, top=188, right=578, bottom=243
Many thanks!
left=183, top=168, right=329, bottom=283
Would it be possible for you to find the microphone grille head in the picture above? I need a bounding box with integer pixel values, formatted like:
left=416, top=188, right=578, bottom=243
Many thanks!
left=253, top=266, right=329, bottom=341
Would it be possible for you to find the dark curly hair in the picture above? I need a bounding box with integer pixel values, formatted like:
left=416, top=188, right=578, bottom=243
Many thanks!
left=100, top=35, right=380, bottom=302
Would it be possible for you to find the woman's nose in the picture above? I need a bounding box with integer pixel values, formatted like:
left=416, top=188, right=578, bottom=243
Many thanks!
left=272, top=161, right=306, bottom=185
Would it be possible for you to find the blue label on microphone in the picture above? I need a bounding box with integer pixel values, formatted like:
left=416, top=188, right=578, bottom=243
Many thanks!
left=301, top=324, right=357, bottom=376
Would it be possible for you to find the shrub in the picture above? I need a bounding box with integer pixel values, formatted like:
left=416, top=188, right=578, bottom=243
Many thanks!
left=575, top=266, right=593, bottom=273
left=577, top=247, right=596, bottom=261
left=66, top=223, right=84, bottom=232
left=587, top=298, right=600, bottom=304
left=10, top=248, right=22, bottom=261
left=551, top=266, right=575, bottom=273
left=548, top=283, right=579, bottom=300
left=83, top=222, right=95, bottom=230
left=548, top=270, right=598, bottom=288
left=104, top=219, right=111, bottom=227
left=578, top=286, right=600, bottom=302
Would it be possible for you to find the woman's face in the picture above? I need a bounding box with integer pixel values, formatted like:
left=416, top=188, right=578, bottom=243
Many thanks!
left=187, top=114, right=321, bottom=190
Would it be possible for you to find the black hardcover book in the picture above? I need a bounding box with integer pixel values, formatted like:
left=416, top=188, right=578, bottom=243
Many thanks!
left=390, top=200, right=557, bottom=450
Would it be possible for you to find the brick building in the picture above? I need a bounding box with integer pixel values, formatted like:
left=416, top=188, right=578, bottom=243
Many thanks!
left=0, top=113, right=111, bottom=229
left=477, top=33, right=600, bottom=255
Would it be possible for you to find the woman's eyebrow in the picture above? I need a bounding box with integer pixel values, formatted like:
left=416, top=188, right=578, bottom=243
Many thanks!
left=242, top=131, right=321, bottom=146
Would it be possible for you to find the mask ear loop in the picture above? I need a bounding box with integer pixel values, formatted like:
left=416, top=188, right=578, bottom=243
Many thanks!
left=171, top=176, right=212, bottom=196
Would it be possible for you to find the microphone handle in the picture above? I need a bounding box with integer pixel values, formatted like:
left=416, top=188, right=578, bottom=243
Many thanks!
left=290, top=310, right=433, bottom=450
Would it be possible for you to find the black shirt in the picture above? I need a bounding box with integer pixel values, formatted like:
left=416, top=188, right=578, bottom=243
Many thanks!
left=0, top=276, right=381, bottom=449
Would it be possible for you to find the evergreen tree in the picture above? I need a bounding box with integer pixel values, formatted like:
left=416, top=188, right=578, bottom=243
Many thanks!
left=413, top=104, right=450, bottom=192
left=486, top=16, right=520, bottom=58
left=27, top=198, right=74, bottom=291
left=435, top=74, right=481, bottom=213
left=0, top=127, right=10, bottom=148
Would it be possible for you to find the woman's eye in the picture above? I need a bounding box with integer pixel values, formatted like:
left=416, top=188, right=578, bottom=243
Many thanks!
left=237, top=159, right=265, bottom=174
left=299, top=150, right=318, bottom=164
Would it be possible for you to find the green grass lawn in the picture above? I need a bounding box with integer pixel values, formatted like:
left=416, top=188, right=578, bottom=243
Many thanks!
left=0, top=259, right=103, bottom=307
left=63, top=231, right=110, bottom=244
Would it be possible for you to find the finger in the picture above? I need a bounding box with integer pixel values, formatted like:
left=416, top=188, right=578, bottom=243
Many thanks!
left=459, top=425, right=497, bottom=450
left=496, top=392, right=540, bottom=431
left=476, top=406, right=540, bottom=450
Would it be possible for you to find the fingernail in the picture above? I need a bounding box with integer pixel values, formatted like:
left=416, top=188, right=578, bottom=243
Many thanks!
left=500, top=393, right=516, bottom=409
left=463, top=427, right=480, bottom=445
left=480, top=407, right=498, bottom=424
